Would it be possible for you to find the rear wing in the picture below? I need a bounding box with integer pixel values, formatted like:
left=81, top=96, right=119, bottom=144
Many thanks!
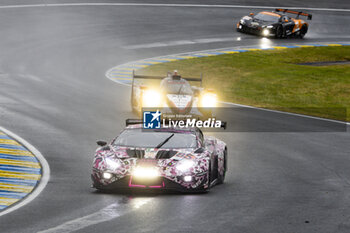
left=132, top=70, right=203, bottom=87
left=275, top=9, right=312, bottom=20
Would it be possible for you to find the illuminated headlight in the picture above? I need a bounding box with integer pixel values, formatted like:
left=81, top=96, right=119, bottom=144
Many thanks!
left=142, top=90, right=161, bottom=107
left=132, top=167, right=160, bottom=178
left=103, top=172, right=112, bottom=179
left=262, top=29, right=269, bottom=36
left=183, top=176, right=192, bottom=182
left=105, top=158, right=121, bottom=170
left=176, top=160, right=195, bottom=172
left=201, top=93, right=217, bottom=108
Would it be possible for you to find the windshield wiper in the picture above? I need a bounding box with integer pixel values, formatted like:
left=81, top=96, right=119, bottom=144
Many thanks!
left=155, top=133, right=174, bottom=149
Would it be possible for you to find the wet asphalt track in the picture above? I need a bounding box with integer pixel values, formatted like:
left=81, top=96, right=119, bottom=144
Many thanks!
left=0, top=0, right=350, bottom=232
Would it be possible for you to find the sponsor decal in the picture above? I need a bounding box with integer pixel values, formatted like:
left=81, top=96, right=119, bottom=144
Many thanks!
left=162, top=118, right=222, bottom=128
left=143, top=110, right=161, bottom=129
left=143, top=110, right=222, bottom=129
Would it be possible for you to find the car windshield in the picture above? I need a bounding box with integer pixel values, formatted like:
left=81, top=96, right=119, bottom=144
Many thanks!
left=161, top=79, right=193, bottom=95
left=113, top=129, right=197, bottom=148
left=254, top=13, right=280, bottom=22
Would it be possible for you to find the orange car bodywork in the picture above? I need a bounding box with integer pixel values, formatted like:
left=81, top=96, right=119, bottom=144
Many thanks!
left=291, top=18, right=308, bottom=33
left=260, top=11, right=281, bottom=18
left=261, top=11, right=308, bottom=33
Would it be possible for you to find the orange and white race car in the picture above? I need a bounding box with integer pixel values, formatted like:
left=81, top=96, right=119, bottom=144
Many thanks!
left=236, top=9, right=312, bottom=38
left=130, top=70, right=217, bottom=119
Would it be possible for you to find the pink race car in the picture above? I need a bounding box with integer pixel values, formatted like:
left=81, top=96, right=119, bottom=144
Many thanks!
left=91, top=119, right=227, bottom=193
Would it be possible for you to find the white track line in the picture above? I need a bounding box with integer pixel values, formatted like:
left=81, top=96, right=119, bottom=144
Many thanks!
left=0, top=126, right=50, bottom=217
left=38, top=198, right=152, bottom=233
left=221, top=102, right=350, bottom=126
left=123, top=37, right=239, bottom=49
left=0, top=3, right=349, bottom=12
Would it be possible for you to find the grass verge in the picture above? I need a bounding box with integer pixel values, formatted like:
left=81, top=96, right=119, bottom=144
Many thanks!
left=138, top=46, right=350, bottom=121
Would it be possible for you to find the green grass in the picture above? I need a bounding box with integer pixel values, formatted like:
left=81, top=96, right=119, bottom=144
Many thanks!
left=138, top=46, right=350, bottom=121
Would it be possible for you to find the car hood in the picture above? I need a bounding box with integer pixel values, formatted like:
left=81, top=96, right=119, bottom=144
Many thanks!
left=93, top=146, right=204, bottom=174
left=242, top=17, right=275, bottom=27
left=98, top=146, right=198, bottom=160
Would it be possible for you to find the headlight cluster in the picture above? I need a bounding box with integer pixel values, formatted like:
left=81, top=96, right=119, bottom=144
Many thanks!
left=103, top=172, right=112, bottom=179
left=176, top=159, right=195, bottom=172
left=102, top=158, right=122, bottom=180
left=105, top=158, right=121, bottom=170
left=142, top=90, right=161, bottom=107
left=262, top=29, right=269, bottom=36
left=200, top=93, right=217, bottom=108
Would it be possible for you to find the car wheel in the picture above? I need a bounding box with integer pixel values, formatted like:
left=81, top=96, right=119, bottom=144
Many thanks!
left=299, top=25, right=307, bottom=38
left=217, top=148, right=227, bottom=184
left=275, top=25, right=283, bottom=38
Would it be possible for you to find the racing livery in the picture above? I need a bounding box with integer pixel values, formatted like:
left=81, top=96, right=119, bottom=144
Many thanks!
left=131, top=70, right=217, bottom=119
left=236, top=9, right=312, bottom=38
left=91, top=119, right=227, bottom=192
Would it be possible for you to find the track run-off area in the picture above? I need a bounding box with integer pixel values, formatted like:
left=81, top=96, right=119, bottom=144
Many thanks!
left=0, top=1, right=349, bottom=232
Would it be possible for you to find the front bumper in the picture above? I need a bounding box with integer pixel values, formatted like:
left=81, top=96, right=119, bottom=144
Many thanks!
left=237, top=24, right=275, bottom=37
left=91, top=174, right=208, bottom=193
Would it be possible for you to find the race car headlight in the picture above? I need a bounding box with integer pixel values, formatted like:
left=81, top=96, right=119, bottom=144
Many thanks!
left=105, top=158, right=121, bottom=170
left=132, top=167, right=160, bottom=178
left=201, top=93, right=217, bottom=108
left=142, top=90, right=161, bottom=107
left=103, top=172, right=112, bottom=179
left=262, top=29, right=269, bottom=36
left=176, top=159, right=195, bottom=173
left=183, top=175, right=192, bottom=182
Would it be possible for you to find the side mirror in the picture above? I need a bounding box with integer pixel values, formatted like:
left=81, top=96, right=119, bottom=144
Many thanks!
left=194, top=147, right=205, bottom=153
left=249, top=13, right=254, bottom=16
left=97, top=140, right=107, bottom=147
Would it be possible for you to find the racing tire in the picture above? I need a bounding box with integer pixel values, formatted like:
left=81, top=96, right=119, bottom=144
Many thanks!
left=217, top=148, right=227, bottom=184
left=275, top=25, right=283, bottom=38
left=299, top=25, right=308, bottom=39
